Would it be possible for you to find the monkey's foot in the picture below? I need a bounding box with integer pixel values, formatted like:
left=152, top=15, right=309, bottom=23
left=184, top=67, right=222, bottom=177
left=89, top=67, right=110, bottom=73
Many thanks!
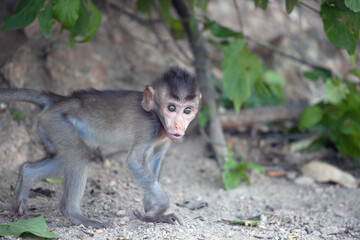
left=157, top=213, right=183, bottom=225
left=8, top=211, right=26, bottom=221
left=134, top=210, right=182, bottom=225
left=11, top=199, right=27, bottom=217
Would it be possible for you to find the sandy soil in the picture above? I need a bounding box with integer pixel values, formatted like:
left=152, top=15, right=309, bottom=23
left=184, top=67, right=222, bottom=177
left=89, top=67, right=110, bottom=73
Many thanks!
left=0, top=135, right=359, bottom=240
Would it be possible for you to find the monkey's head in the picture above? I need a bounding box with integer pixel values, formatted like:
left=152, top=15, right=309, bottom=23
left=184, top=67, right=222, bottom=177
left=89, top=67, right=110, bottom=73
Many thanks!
left=142, top=67, right=202, bottom=141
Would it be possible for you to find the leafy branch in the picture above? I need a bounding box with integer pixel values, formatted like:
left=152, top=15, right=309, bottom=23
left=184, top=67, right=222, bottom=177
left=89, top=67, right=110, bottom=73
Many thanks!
left=2, top=0, right=102, bottom=48
left=299, top=69, right=360, bottom=161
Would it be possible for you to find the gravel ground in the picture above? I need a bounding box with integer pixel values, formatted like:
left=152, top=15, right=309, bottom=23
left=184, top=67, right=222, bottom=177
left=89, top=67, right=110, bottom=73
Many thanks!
left=0, top=136, right=359, bottom=240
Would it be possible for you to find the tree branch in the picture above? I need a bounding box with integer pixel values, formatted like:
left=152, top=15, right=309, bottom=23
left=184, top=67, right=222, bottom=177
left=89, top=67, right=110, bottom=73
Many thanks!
left=245, top=35, right=331, bottom=72
left=220, top=104, right=307, bottom=130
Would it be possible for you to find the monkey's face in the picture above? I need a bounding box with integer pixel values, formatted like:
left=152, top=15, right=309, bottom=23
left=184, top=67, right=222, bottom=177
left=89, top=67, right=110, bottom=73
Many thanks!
left=140, top=72, right=202, bottom=142
left=160, top=97, right=200, bottom=141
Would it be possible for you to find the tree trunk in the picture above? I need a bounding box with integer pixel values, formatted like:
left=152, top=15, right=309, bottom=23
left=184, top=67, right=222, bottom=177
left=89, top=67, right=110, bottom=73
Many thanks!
left=173, top=0, right=227, bottom=166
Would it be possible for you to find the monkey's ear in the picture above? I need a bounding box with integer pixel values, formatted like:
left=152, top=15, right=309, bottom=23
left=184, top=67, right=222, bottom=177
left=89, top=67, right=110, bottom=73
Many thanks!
left=141, top=85, right=155, bottom=112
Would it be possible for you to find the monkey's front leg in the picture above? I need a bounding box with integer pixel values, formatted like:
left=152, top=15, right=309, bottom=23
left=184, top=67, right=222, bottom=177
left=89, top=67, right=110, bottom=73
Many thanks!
left=126, top=143, right=181, bottom=225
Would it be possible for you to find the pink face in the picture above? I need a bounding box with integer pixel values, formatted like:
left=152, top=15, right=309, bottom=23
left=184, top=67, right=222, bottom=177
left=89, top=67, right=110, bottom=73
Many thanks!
left=161, top=98, right=200, bottom=141
left=141, top=85, right=202, bottom=141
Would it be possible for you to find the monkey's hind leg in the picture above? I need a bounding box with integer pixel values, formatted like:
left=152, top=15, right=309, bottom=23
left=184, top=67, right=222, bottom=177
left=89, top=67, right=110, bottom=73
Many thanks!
left=40, top=111, right=111, bottom=229
left=13, top=156, right=64, bottom=216
left=37, top=122, right=57, bottom=154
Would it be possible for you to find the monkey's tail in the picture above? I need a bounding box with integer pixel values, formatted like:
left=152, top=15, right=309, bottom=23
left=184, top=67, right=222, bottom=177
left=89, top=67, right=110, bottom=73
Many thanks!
left=0, top=88, right=62, bottom=109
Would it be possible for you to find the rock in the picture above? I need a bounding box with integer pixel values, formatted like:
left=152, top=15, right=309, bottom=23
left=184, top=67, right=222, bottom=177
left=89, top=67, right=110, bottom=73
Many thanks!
left=286, top=171, right=298, bottom=180
left=301, top=161, right=358, bottom=188
left=103, top=159, right=111, bottom=169
left=119, top=217, right=130, bottom=224
left=116, top=210, right=127, bottom=217
left=0, top=102, right=7, bottom=111
left=0, top=120, right=30, bottom=170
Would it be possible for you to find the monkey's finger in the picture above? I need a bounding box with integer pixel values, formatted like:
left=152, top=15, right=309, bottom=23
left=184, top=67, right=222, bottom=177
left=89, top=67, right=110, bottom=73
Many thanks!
left=159, top=213, right=183, bottom=225
left=133, top=209, right=145, bottom=220
left=103, top=221, right=114, bottom=229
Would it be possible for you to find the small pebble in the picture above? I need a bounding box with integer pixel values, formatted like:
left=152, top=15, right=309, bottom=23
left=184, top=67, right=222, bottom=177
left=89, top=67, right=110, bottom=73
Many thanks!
left=0, top=102, right=7, bottom=111
left=116, top=210, right=126, bottom=217
left=103, top=159, right=111, bottom=169
left=119, top=217, right=130, bottom=224
left=286, top=171, right=297, bottom=180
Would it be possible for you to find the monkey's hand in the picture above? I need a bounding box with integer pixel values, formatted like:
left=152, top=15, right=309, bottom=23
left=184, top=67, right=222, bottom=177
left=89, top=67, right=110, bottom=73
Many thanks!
left=133, top=183, right=182, bottom=225
left=133, top=209, right=182, bottom=225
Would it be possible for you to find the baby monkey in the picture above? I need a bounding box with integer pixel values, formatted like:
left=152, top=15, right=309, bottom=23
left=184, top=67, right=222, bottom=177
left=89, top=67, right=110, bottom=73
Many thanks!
left=0, top=67, right=202, bottom=228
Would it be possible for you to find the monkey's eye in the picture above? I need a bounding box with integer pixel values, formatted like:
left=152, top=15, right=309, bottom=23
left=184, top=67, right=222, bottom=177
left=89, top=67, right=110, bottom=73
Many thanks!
left=168, top=105, right=176, bottom=112
left=184, top=107, right=192, bottom=114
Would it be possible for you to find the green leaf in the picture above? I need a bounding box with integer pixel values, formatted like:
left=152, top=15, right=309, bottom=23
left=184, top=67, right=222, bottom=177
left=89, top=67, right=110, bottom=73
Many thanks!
left=286, top=0, right=297, bottom=14
left=340, top=120, right=360, bottom=136
left=222, top=155, right=240, bottom=190
left=197, top=0, right=209, bottom=11
left=254, top=0, right=269, bottom=10
left=222, top=39, right=261, bottom=113
left=239, top=170, right=251, bottom=185
left=198, top=104, right=210, bottom=128
left=203, top=18, right=241, bottom=39
left=263, top=70, right=285, bottom=101
left=77, top=0, right=102, bottom=44
left=223, top=155, right=238, bottom=171
left=189, top=0, right=209, bottom=11
left=245, top=70, right=285, bottom=108
left=45, top=177, right=64, bottom=183
left=69, top=2, right=90, bottom=37
left=159, top=0, right=184, bottom=39
left=299, top=105, right=324, bottom=131
left=303, top=69, right=332, bottom=81
left=350, top=68, right=360, bottom=78
left=2, top=0, right=45, bottom=31
left=38, top=2, right=55, bottom=38
left=223, top=169, right=240, bottom=190
left=53, top=0, right=81, bottom=29
left=0, top=216, right=59, bottom=238
left=324, top=78, right=348, bottom=104
left=346, top=83, right=360, bottom=107
left=136, top=0, right=152, bottom=13
left=69, top=34, right=76, bottom=48
left=9, top=108, right=26, bottom=121
left=244, top=162, right=264, bottom=174
left=222, top=150, right=263, bottom=190
left=335, top=134, right=360, bottom=158
left=264, top=70, right=285, bottom=86
left=345, top=0, right=360, bottom=12
left=210, top=23, right=242, bottom=38
left=320, top=1, right=360, bottom=54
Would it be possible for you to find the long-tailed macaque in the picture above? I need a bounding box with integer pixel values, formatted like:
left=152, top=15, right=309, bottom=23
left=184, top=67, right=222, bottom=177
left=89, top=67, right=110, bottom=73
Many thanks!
left=0, top=67, right=202, bottom=228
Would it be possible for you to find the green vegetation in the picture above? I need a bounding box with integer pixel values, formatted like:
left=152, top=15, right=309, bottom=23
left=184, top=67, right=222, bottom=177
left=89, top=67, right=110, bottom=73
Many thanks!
left=0, top=216, right=59, bottom=239
left=222, top=148, right=264, bottom=190
left=299, top=70, right=360, bottom=161
left=2, top=0, right=101, bottom=48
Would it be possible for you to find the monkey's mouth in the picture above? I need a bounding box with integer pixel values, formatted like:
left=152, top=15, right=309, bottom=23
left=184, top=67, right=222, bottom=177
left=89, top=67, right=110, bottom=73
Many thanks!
left=168, top=132, right=184, bottom=141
